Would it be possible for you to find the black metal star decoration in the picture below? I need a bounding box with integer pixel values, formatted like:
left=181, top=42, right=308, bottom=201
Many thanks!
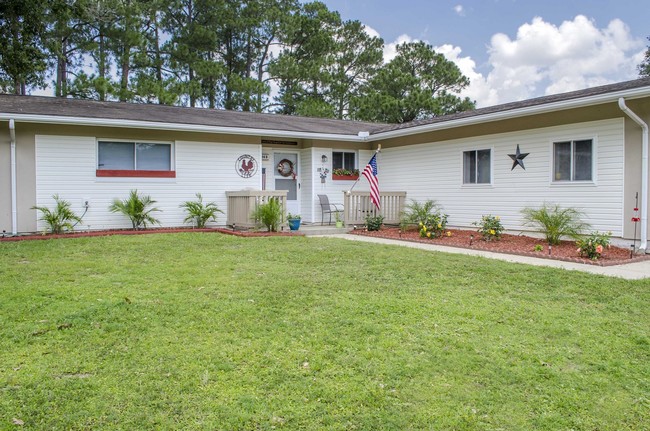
left=508, top=144, right=529, bottom=170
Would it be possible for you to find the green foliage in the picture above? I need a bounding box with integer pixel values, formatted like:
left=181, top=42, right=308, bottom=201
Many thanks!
left=109, top=189, right=161, bottom=230
left=252, top=197, right=283, bottom=232
left=473, top=215, right=504, bottom=242
left=365, top=215, right=384, bottom=231
left=332, top=168, right=359, bottom=176
left=31, top=194, right=83, bottom=234
left=522, top=204, right=589, bottom=245
left=180, top=193, right=223, bottom=228
left=287, top=212, right=301, bottom=220
left=401, top=199, right=442, bottom=228
left=0, top=0, right=49, bottom=94
left=576, top=231, right=612, bottom=260
left=1, top=0, right=475, bottom=123
left=351, top=41, right=475, bottom=123
left=418, top=212, right=449, bottom=239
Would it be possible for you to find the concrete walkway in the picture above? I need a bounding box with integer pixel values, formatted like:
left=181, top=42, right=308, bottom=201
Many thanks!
left=320, top=234, right=650, bottom=280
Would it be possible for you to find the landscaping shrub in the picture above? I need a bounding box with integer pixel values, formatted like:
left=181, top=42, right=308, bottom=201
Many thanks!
left=401, top=199, right=442, bottom=228
left=252, top=197, right=283, bottom=232
left=576, top=231, right=612, bottom=260
left=180, top=193, right=223, bottom=228
left=109, top=189, right=161, bottom=230
left=366, top=215, right=384, bottom=231
left=473, top=214, right=504, bottom=241
left=418, top=212, right=448, bottom=238
left=521, top=204, right=589, bottom=245
left=32, top=194, right=83, bottom=234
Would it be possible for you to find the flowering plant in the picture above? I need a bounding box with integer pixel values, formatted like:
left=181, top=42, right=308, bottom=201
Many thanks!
left=473, top=215, right=504, bottom=241
left=419, top=212, right=448, bottom=239
left=332, top=168, right=359, bottom=176
left=576, top=231, right=612, bottom=260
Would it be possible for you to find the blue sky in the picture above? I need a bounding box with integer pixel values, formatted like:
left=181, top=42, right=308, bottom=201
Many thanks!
left=315, top=0, right=649, bottom=107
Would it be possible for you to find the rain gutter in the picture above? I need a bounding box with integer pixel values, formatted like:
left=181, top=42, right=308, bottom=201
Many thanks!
left=618, top=98, right=649, bottom=251
left=9, top=119, right=16, bottom=235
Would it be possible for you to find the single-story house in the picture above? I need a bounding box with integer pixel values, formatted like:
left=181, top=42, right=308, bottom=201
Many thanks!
left=1, top=78, right=649, bottom=249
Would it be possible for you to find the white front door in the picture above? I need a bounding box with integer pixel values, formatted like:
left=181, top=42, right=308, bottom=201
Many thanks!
left=273, top=152, right=300, bottom=215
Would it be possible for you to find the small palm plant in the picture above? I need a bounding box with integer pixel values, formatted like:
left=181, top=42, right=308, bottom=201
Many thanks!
left=521, top=203, right=589, bottom=245
left=180, top=193, right=223, bottom=228
left=109, top=189, right=161, bottom=230
left=251, top=197, right=283, bottom=232
left=401, top=199, right=442, bottom=228
left=32, top=194, right=83, bottom=234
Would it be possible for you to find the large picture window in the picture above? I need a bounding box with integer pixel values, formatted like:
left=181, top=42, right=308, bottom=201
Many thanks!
left=97, top=141, right=174, bottom=177
left=463, top=149, right=491, bottom=184
left=553, top=139, right=593, bottom=182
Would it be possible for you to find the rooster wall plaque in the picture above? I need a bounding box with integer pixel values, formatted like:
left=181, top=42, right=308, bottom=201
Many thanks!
left=236, top=155, right=258, bottom=178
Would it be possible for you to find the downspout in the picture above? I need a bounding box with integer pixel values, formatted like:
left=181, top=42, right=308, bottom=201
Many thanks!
left=9, top=119, right=17, bottom=235
left=618, top=98, right=649, bottom=251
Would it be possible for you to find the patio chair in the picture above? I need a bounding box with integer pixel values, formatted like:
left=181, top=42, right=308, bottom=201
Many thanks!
left=317, top=194, right=343, bottom=225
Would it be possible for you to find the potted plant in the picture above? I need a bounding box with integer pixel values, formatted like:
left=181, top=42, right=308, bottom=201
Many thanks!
left=287, top=212, right=301, bottom=231
left=335, top=211, right=344, bottom=228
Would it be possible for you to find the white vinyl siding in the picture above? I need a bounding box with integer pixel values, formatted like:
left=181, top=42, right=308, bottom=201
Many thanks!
left=378, top=119, right=625, bottom=236
left=36, top=135, right=260, bottom=230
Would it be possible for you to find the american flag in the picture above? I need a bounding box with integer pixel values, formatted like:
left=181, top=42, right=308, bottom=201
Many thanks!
left=362, top=153, right=380, bottom=210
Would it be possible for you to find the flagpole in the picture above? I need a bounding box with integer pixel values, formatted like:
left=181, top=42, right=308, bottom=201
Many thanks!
left=347, top=145, right=381, bottom=194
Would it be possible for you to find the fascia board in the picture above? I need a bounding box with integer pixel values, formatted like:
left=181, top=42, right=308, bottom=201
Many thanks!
left=366, top=86, right=650, bottom=142
left=0, top=113, right=367, bottom=143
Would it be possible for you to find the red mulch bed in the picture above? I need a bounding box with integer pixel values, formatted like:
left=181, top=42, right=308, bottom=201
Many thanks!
left=0, top=227, right=303, bottom=242
left=350, top=227, right=649, bottom=267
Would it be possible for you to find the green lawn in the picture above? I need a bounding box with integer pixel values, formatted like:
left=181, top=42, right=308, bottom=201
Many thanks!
left=1, top=233, right=648, bottom=430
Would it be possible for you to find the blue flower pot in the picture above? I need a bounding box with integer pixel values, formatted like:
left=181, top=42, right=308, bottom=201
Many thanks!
left=288, top=219, right=301, bottom=231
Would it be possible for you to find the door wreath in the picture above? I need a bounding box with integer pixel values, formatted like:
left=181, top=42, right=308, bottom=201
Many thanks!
left=277, top=158, right=295, bottom=177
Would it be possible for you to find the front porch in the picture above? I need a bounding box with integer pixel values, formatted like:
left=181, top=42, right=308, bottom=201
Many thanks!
left=226, top=190, right=407, bottom=230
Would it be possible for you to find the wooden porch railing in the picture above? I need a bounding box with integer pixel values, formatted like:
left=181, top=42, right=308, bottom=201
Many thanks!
left=226, top=190, right=288, bottom=228
left=342, top=191, right=407, bottom=226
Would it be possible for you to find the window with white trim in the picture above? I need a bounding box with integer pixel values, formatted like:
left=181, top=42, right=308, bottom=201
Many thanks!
left=332, top=151, right=356, bottom=171
left=553, top=139, right=593, bottom=182
left=97, top=141, right=174, bottom=177
left=463, top=149, right=491, bottom=184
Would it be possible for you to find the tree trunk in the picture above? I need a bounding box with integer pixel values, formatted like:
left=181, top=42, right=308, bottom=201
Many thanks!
left=120, top=45, right=130, bottom=102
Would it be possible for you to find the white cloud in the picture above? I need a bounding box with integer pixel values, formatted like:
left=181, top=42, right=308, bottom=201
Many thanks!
left=482, top=15, right=645, bottom=104
left=382, top=15, right=645, bottom=107
left=435, top=44, right=500, bottom=106
left=383, top=34, right=418, bottom=63
left=363, top=24, right=381, bottom=40
left=453, top=5, right=465, bottom=17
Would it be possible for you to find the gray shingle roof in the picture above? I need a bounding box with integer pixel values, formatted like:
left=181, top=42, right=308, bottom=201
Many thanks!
left=0, top=94, right=387, bottom=136
left=375, top=77, right=650, bottom=134
left=1, top=77, right=649, bottom=138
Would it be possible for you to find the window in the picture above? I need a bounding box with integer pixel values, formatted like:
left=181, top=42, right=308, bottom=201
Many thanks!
left=332, top=151, right=356, bottom=171
left=463, top=149, right=491, bottom=184
left=553, top=139, right=593, bottom=182
left=97, top=141, right=174, bottom=178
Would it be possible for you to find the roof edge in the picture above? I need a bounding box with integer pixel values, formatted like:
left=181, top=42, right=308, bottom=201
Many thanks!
left=0, top=113, right=367, bottom=143
left=367, top=83, right=650, bottom=141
